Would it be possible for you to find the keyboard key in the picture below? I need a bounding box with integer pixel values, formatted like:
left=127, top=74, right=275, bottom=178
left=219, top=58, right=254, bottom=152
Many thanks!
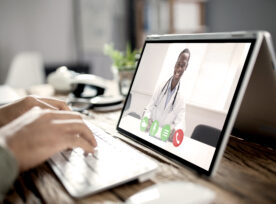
left=49, top=122, right=158, bottom=198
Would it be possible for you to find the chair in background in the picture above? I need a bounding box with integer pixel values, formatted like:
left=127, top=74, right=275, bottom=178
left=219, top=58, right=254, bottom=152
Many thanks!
left=5, top=52, right=44, bottom=89
left=124, top=93, right=132, bottom=111
left=128, top=112, right=141, bottom=119
left=191, top=124, right=221, bottom=147
left=123, top=93, right=141, bottom=119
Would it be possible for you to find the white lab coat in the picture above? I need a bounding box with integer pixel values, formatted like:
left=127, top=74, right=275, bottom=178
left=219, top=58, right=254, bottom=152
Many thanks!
left=144, top=78, right=186, bottom=131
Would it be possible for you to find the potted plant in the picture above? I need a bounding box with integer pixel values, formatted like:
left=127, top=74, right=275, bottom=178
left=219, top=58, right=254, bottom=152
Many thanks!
left=104, top=43, right=140, bottom=95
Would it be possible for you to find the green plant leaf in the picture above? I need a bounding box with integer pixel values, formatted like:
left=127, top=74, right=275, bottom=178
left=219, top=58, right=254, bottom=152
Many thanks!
left=103, top=43, right=139, bottom=70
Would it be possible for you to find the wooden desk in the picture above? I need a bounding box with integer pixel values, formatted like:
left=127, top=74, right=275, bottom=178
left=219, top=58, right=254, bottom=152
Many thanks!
left=3, top=110, right=276, bottom=204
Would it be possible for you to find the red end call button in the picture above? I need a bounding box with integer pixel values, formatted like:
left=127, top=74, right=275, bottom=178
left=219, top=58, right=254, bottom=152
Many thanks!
left=173, top=129, right=184, bottom=147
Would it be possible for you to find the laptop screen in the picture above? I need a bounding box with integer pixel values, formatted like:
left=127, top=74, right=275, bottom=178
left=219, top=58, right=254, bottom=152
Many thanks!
left=117, top=39, right=255, bottom=173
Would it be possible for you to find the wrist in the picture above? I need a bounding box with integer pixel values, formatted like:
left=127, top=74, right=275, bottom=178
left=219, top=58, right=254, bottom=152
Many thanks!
left=0, top=145, right=19, bottom=200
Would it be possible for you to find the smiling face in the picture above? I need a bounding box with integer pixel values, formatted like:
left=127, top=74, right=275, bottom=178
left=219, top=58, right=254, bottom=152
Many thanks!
left=173, top=52, right=190, bottom=80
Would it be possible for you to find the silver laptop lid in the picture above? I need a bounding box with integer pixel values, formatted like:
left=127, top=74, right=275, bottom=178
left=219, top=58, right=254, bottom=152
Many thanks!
left=233, top=31, right=276, bottom=148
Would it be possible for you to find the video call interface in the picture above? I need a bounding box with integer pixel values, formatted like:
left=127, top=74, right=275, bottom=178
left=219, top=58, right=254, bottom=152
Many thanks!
left=118, top=41, right=252, bottom=170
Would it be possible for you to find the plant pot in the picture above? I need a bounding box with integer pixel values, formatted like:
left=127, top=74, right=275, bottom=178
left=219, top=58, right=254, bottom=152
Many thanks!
left=118, top=69, right=135, bottom=96
left=111, top=66, right=135, bottom=96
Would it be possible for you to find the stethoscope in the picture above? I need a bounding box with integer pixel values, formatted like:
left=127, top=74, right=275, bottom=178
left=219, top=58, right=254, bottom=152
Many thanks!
left=155, top=77, right=180, bottom=112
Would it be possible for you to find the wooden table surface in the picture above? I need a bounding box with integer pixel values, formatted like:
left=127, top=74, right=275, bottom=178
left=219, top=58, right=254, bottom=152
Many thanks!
left=3, top=110, right=276, bottom=204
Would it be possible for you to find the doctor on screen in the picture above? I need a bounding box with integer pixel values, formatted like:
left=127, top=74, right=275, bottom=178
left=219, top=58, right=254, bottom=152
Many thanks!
left=143, top=48, right=190, bottom=140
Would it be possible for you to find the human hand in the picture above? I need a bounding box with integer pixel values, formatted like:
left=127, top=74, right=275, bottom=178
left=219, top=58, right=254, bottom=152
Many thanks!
left=0, top=95, right=70, bottom=128
left=5, top=108, right=97, bottom=171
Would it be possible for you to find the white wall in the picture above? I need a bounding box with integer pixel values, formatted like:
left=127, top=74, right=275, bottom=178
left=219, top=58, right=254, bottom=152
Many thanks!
left=128, top=43, right=169, bottom=115
left=132, top=43, right=170, bottom=96
left=0, top=0, right=77, bottom=83
left=0, top=0, right=128, bottom=83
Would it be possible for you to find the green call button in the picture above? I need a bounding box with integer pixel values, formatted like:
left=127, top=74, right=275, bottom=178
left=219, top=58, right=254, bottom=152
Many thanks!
left=161, top=124, right=171, bottom=141
left=140, top=117, right=148, bottom=132
left=149, top=120, right=159, bottom=136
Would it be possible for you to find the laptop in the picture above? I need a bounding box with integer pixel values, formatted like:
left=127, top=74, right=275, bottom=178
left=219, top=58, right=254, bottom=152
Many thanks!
left=49, top=31, right=269, bottom=198
left=233, top=32, right=276, bottom=148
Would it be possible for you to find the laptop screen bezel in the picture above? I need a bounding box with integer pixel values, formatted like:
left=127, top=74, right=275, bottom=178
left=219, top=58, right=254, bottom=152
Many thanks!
left=116, top=36, right=257, bottom=176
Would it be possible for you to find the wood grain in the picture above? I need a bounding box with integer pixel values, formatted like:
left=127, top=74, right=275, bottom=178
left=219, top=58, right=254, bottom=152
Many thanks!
left=3, top=110, right=276, bottom=204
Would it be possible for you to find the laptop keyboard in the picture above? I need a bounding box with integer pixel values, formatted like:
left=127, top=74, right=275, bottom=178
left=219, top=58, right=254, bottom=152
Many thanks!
left=49, top=122, right=158, bottom=198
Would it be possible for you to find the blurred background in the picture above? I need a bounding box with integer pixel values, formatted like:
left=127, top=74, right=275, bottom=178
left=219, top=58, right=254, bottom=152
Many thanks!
left=0, top=0, right=276, bottom=84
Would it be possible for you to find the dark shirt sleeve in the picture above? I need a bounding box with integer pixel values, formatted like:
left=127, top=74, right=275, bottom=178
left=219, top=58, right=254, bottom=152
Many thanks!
left=0, top=145, right=18, bottom=201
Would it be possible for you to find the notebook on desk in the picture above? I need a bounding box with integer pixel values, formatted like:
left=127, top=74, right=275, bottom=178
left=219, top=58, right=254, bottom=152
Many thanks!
left=49, top=31, right=274, bottom=198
